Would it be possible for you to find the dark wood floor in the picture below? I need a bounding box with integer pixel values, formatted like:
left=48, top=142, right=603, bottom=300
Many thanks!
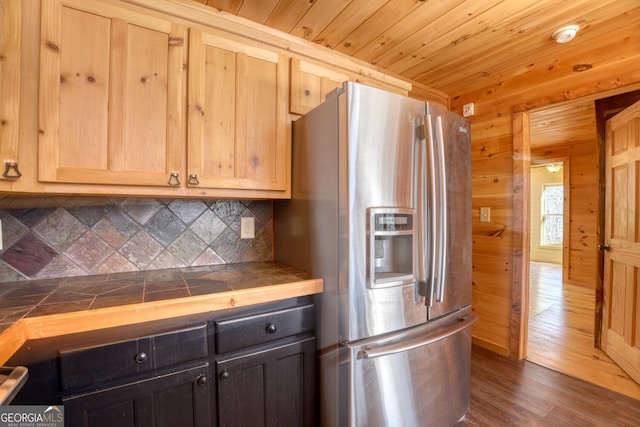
left=459, top=345, right=640, bottom=426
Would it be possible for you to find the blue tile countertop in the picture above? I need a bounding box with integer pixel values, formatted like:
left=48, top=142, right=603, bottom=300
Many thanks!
left=0, top=261, right=323, bottom=364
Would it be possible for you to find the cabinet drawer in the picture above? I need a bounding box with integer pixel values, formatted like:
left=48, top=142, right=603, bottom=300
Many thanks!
left=215, top=304, right=314, bottom=354
left=59, top=323, right=207, bottom=391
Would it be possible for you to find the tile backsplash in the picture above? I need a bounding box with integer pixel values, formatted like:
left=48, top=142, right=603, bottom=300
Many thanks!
left=0, top=198, right=273, bottom=283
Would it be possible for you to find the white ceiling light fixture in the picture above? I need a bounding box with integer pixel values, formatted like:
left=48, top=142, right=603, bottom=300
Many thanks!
left=546, top=163, right=563, bottom=173
left=552, top=25, right=580, bottom=43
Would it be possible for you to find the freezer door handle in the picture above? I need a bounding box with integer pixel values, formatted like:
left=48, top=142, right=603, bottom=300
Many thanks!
left=358, top=314, right=478, bottom=359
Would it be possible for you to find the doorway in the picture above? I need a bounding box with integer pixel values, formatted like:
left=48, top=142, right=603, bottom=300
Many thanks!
left=522, top=98, right=640, bottom=400
left=527, top=162, right=567, bottom=371
left=529, top=163, right=565, bottom=267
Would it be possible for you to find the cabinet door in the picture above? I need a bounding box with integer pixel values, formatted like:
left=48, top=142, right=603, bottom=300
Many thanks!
left=63, top=364, right=211, bottom=427
left=38, top=0, right=185, bottom=187
left=188, top=30, right=289, bottom=194
left=0, top=0, right=22, bottom=183
left=216, top=337, right=315, bottom=427
left=289, top=58, right=347, bottom=115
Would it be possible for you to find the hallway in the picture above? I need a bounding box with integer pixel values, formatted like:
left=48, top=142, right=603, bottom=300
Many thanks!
left=527, top=261, right=640, bottom=400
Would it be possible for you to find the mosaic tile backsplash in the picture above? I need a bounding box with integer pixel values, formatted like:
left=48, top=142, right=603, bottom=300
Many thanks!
left=0, top=198, right=273, bottom=283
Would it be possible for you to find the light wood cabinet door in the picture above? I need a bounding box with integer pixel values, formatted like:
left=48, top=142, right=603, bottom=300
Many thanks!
left=0, top=0, right=22, bottom=183
left=289, top=58, right=347, bottom=115
left=38, top=0, right=185, bottom=187
left=289, top=58, right=412, bottom=116
left=188, top=30, right=289, bottom=194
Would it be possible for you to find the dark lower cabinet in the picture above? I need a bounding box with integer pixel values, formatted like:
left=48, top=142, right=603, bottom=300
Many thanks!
left=216, top=337, right=316, bottom=427
left=63, top=364, right=211, bottom=427
left=7, top=296, right=316, bottom=427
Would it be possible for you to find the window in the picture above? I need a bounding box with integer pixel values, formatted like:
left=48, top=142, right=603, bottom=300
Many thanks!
left=541, top=184, right=563, bottom=246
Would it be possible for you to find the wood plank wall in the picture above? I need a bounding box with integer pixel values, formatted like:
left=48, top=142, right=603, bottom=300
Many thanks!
left=451, top=58, right=640, bottom=358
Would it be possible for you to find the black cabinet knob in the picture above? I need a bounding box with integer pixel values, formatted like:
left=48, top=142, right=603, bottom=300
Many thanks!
left=197, top=374, right=208, bottom=386
left=134, top=352, right=148, bottom=364
left=266, top=324, right=277, bottom=334
left=219, top=371, right=230, bottom=381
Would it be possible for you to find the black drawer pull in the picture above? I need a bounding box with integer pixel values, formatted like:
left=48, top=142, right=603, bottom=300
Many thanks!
left=134, top=352, right=148, bottom=364
left=266, top=324, right=277, bottom=334
left=219, top=371, right=230, bottom=381
left=197, top=374, right=208, bottom=386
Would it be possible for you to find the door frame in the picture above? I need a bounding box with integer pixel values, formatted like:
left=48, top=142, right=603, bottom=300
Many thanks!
left=511, top=83, right=640, bottom=360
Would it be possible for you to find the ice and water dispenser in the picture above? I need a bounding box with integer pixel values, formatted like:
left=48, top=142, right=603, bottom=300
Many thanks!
left=367, top=207, right=416, bottom=288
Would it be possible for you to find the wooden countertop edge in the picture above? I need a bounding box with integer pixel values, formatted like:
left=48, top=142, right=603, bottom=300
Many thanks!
left=0, top=278, right=323, bottom=365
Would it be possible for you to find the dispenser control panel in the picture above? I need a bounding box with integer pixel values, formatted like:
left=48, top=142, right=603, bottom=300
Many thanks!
left=374, top=212, right=413, bottom=232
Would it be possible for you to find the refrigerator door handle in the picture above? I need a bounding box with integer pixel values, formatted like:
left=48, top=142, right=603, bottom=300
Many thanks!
left=415, top=118, right=425, bottom=296
left=420, top=115, right=437, bottom=305
left=416, top=116, right=432, bottom=299
left=434, top=116, right=448, bottom=302
left=358, top=314, right=478, bottom=359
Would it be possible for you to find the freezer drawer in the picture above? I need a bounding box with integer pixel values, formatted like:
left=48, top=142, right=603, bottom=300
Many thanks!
left=346, top=310, right=476, bottom=427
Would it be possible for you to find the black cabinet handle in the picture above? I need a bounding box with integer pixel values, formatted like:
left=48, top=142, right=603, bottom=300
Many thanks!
left=196, top=374, right=208, bottom=386
left=134, top=352, right=148, bottom=364
left=219, top=371, right=230, bottom=381
left=266, top=324, right=277, bottom=334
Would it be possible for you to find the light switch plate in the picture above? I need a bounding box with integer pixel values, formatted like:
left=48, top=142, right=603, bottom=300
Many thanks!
left=480, top=207, right=490, bottom=223
left=240, top=217, right=255, bottom=239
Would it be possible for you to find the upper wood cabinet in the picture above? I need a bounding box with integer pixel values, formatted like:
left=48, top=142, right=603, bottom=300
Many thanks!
left=0, top=0, right=22, bottom=183
left=289, top=57, right=412, bottom=115
left=3, top=0, right=441, bottom=199
left=188, top=30, right=289, bottom=193
left=290, top=58, right=347, bottom=115
left=38, top=0, right=186, bottom=187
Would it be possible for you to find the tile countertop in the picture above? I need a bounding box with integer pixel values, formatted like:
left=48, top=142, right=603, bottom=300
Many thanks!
left=0, top=261, right=323, bottom=364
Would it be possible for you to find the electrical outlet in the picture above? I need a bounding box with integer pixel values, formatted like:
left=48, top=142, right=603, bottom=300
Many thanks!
left=463, top=103, right=475, bottom=117
left=480, top=207, right=490, bottom=223
left=240, top=217, right=255, bottom=239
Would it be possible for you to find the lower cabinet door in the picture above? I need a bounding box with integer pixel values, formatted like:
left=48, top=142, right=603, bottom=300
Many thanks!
left=216, top=337, right=315, bottom=427
left=63, top=364, right=211, bottom=427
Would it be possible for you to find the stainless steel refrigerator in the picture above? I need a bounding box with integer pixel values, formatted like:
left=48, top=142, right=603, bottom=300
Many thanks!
left=274, top=82, right=477, bottom=427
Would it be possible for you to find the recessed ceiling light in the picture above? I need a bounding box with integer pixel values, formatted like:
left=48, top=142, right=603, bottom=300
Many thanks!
left=552, top=25, right=580, bottom=43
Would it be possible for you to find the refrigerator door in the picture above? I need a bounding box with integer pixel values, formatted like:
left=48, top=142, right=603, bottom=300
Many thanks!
left=423, top=102, right=472, bottom=320
left=346, top=307, right=477, bottom=427
left=343, top=83, right=428, bottom=342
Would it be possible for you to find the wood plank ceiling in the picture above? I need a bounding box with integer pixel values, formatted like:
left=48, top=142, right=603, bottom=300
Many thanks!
left=197, top=0, right=640, bottom=98
left=196, top=0, right=638, bottom=149
left=529, top=100, right=595, bottom=149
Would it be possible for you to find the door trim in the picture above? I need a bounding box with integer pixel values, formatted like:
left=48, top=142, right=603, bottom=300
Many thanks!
left=512, top=113, right=530, bottom=359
